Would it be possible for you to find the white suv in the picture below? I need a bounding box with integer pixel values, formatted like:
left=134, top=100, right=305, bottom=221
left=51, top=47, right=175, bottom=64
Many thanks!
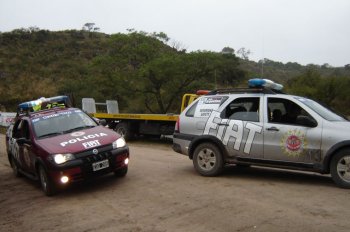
left=173, top=79, right=350, bottom=188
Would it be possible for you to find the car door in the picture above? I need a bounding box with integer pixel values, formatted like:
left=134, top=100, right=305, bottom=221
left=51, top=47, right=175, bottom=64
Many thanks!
left=263, top=96, right=322, bottom=163
left=12, top=119, right=36, bottom=173
left=203, top=96, right=264, bottom=158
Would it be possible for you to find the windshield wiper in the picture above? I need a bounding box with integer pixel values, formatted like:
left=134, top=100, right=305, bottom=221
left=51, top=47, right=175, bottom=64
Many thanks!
left=38, top=132, right=63, bottom=138
left=63, top=125, right=95, bottom=134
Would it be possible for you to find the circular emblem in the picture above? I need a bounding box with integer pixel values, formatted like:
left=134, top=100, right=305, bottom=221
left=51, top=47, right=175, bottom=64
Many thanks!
left=71, top=131, right=85, bottom=137
left=281, top=129, right=307, bottom=157
left=286, top=135, right=301, bottom=151
left=92, top=149, right=98, bottom=155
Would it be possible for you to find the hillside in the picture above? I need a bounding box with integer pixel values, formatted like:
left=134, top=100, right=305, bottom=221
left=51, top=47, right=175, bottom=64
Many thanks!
left=1, top=28, right=350, bottom=114
left=239, top=58, right=350, bottom=82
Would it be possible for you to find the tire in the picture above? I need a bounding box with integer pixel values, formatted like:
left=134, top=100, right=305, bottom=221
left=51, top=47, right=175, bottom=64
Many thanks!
left=114, top=166, right=128, bottom=177
left=38, top=165, right=57, bottom=196
left=330, top=149, right=350, bottom=189
left=114, top=122, right=133, bottom=140
left=9, top=156, right=22, bottom=177
left=193, top=143, right=224, bottom=176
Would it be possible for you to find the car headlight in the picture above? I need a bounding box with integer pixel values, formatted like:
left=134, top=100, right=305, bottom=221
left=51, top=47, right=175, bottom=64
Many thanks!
left=52, top=153, right=75, bottom=164
left=112, top=137, right=126, bottom=149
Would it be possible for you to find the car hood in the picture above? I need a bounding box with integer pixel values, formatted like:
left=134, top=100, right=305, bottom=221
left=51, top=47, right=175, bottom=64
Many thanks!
left=36, top=126, right=120, bottom=154
left=327, top=121, right=350, bottom=130
left=322, top=120, right=350, bottom=141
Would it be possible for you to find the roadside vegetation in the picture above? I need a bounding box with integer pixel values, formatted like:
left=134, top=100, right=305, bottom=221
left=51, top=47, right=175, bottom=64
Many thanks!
left=1, top=26, right=350, bottom=115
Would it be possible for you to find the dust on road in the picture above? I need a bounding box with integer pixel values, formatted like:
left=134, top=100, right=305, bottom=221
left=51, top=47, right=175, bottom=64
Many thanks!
left=1, top=134, right=350, bottom=232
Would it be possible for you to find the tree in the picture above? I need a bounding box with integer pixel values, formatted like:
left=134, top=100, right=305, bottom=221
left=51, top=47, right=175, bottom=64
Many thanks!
left=221, top=47, right=234, bottom=55
left=82, top=23, right=100, bottom=32
left=135, top=51, right=245, bottom=113
left=236, top=47, right=251, bottom=60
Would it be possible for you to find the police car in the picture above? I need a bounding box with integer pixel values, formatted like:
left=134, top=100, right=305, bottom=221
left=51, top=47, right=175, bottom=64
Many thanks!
left=6, top=96, right=129, bottom=196
left=173, top=79, right=350, bottom=188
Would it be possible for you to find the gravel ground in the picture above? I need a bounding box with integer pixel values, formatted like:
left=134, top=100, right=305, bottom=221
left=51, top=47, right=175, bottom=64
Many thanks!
left=1, top=134, right=350, bottom=232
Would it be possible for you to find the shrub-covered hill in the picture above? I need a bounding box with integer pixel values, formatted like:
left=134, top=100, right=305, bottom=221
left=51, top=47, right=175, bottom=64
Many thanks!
left=1, top=28, right=350, bottom=114
left=0, top=29, right=245, bottom=113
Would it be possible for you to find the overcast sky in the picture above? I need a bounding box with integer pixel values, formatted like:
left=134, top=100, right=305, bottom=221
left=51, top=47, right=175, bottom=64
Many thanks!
left=1, top=0, right=350, bottom=67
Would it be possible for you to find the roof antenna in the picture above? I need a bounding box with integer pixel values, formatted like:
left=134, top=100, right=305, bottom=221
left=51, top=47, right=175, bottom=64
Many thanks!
left=261, top=29, right=265, bottom=78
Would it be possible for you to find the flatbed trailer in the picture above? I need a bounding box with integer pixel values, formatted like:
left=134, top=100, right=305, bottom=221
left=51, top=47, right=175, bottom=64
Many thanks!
left=83, top=93, right=199, bottom=140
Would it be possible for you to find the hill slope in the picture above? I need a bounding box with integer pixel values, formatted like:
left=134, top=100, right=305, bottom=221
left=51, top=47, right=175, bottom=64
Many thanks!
left=1, top=28, right=349, bottom=114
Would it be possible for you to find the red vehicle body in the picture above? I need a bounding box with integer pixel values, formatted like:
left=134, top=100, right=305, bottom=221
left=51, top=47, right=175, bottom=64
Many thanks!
left=5, top=96, right=129, bottom=196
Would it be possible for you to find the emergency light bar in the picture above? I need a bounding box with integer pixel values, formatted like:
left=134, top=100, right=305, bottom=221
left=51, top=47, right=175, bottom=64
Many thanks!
left=18, top=96, right=70, bottom=113
left=248, top=79, right=283, bottom=91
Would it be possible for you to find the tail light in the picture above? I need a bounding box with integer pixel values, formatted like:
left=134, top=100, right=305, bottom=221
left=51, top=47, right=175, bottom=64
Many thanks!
left=175, top=118, right=180, bottom=132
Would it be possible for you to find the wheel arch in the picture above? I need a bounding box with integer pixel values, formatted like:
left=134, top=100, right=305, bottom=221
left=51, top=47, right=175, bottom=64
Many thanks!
left=188, top=135, right=228, bottom=160
left=323, top=141, right=350, bottom=173
left=34, top=157, right=47, bottom=174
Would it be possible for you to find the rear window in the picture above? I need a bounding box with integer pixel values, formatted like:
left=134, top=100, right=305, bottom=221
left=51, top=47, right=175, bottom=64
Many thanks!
left=186, top=96, right=228, bottom=117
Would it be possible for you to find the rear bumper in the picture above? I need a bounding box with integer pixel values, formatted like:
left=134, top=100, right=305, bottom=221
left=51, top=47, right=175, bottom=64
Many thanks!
left=172, top=133, right=193, bottom=156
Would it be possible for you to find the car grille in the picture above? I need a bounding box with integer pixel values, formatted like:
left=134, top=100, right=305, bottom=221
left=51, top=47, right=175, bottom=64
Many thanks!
left=83, top=152, right=112, bottom=164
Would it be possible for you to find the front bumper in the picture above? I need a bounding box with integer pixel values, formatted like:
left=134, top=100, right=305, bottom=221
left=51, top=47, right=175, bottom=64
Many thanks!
left=47, top=146, right=129, bottom=185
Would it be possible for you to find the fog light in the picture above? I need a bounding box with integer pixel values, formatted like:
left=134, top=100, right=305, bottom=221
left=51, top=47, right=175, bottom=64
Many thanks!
left=60, top=176, right=69, bottom=184
left=124, top=158, right=129, bottom=165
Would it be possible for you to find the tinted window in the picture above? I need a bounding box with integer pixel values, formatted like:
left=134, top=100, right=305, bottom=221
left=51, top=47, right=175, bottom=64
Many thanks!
left=13, top=120, right=30, bottom=139
left=268, top=97, right=316, bottom=126
left=222, top=97, right=260, bottom=122
left=185, top=101, right=199, bottom=117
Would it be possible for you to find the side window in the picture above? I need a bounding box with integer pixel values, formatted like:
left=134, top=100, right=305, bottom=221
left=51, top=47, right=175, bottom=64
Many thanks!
left=187, top=96, right=228, bottom=118
left=185, top=101, right=199, bottom=117
left=13, top=120, right=30, bottom=139
left=268, top=97, right=315, bottom=126
left=12, top=120, right=22, bottom=139
left=222, top=97, right=260, bottom=122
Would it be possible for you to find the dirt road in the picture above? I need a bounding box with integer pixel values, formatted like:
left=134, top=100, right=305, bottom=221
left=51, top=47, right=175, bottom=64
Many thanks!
left=1, top=134, right=350, bottom=232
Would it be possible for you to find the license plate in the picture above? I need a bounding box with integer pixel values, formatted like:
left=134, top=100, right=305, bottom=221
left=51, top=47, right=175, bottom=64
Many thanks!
left=92, top=159, right=109, bottom=171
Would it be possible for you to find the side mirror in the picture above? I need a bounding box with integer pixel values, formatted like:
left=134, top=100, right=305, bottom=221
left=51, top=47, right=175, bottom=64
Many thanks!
left=296, top=115, right=317, bottom=127
left=16, top=138, right=32, bottom=145
left=99, top=119, right=107, bottom=126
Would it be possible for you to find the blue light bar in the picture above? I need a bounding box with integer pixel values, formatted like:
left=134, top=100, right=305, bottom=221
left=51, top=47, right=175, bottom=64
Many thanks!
left=18, top=96, right=70, bottom=112
left=248, top=78, right=283, bottom=91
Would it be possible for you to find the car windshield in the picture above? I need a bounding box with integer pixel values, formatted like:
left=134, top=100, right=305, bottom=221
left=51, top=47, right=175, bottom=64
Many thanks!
left=32, top=109, right=98, bottom=138
left=295, top=97, right=346, bottom=121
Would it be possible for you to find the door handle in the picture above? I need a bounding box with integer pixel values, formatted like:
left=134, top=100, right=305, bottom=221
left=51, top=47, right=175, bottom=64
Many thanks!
left=267, top=127, right=279, bottom=131
left=218, top=123, right=229, bottom=126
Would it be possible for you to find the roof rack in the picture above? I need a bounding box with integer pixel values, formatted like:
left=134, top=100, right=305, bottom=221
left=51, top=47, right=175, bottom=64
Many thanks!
left=206, top=79, right=284, bottom=95
left=17, top=96, right=71, bottom=116
left=207, top=87, right=283, bottom=95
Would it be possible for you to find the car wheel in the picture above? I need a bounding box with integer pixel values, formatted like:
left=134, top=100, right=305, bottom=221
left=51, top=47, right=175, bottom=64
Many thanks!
left=330, top=149, right=350, bottom=189
left=114, top=122, right=133, bottom=140
left=38, top=165, right=56, bottom=196
left=114, top=166, right=128, bottom=177
left=193, top=143, right=224, bottom=176
left=9, top=156, right=22, bottom=177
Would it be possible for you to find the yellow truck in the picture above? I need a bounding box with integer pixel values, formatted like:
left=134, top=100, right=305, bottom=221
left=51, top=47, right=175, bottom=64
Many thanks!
left=83, top=93, right=201, bottom=140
